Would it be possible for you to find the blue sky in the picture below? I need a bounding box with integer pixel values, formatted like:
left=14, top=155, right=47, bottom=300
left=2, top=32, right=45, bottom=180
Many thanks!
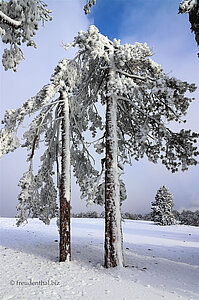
left=93, top=0, right=182, bottom=40
left=0, top=0, right=199, bottom=217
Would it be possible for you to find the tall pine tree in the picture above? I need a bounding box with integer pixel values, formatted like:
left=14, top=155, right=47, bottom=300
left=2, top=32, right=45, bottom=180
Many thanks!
left=65, top=26, right=198, bottom=267
left=0, top=57, right=102, bottom=262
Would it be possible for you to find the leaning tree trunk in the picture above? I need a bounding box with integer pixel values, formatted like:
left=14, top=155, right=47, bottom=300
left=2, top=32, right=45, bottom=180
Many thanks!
left=104, top=68, right=124, bottom=268
left=59, top=89, right=71, bottom=262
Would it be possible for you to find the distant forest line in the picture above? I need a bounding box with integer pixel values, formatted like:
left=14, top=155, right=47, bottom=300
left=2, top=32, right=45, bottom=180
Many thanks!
left=71, top=210, right=199, bottom=227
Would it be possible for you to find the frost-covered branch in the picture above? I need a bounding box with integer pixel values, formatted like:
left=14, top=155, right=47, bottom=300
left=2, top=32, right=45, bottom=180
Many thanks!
left=0, top=10, right=21, bottom=27
left=179, top=0, right=197, bottom=13
left=1, top=51, right=103, bottom=231
left=1, top=60, right=76, bottom=152
left=115, top=69, right=146, bottom=81
left=0, top=0, right=52, bottom=71
left=71, top=26, right=198, bottom=175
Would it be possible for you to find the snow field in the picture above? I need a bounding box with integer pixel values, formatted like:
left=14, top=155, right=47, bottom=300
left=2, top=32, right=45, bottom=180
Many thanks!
left=0, top=218, right=199, bottom=300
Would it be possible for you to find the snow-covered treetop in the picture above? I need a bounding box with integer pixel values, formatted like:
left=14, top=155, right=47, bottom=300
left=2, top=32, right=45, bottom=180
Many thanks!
left=0, top=0, right=52, bottom=71
left=151, top=185, right=176, bottom=226
left=65, top=25, right=154, bottom=67
left=153, top=186, right=174, bottom=202
left=64, top=25, right=199, bottom=173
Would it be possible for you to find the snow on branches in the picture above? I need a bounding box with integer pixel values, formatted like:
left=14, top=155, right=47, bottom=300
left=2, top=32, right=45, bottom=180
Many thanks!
left=66, top=25, right=199, bottom=173
left=1, top=25, right=198, bottom=266
left=0, top=127, right=20, bottom=158
left=0, top=0, right=52, bottom=71
left=63, top=25, right=198, bottom=267
left=0, top=55, right=102, bottom=226
left=179, top=0, right=197, bottom=13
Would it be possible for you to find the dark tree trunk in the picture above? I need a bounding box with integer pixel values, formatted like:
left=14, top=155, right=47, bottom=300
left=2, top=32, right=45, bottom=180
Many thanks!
left=59, top=90, right=71, bottom=262
left=104, top=68, right=124, bottom=268
left=189, top=3, right=199, bottom=47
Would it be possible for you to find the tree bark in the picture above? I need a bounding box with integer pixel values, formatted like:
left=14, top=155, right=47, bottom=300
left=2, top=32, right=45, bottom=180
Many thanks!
left=104, top=68, right=124, bottom=268
left=59, top=90, right=71, bottom=262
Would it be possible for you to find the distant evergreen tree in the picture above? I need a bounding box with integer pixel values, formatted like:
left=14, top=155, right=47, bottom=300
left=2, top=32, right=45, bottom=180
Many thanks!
left=179, top=209, right=199, bottom=226
left=173, top=209, right=181, bottom=223
left=143, top=213, right=152, bottom=221
left=151, top=186, right=176, bottom=226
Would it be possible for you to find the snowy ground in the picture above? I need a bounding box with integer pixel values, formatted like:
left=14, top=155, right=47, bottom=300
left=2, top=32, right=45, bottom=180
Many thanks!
left=0, top=218, right=199, bottom=300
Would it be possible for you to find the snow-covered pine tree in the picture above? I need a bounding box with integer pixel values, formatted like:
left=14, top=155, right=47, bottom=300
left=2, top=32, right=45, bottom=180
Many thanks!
left=0, top=56, right=102, bottom=262
left=65, top=25, right=199, bottom=268
left=179, top=0, right=199, bottom=55
left=151, top=186, right=176, bottom=225
left=0, top=0, right=52, bottom=71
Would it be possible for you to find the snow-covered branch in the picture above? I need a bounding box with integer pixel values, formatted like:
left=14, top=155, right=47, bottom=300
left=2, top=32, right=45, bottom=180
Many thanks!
left=118, top=96, right=164, bottom=127
left=115, top=69, right=146, bottom=81
left=179, top=0, right=197, bottom=13
left=0, top=10, right=21, bottom=27
left=0, top=0, right=52, bottom=71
